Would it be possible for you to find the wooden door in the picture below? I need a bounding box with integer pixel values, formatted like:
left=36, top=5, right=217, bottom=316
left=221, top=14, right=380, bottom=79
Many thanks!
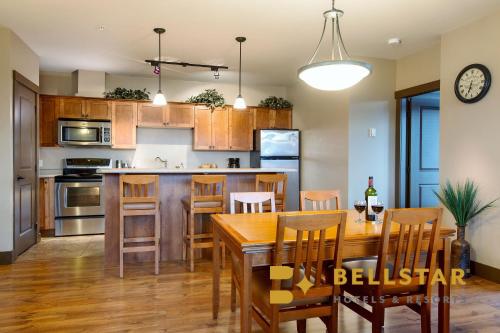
left=211, top=107, right=229, bottom=150
left=137, top=103, right=167, bottom=128
left=229, top=108, right=253, bottom=151
left=408, top=95, right=440, bottom=208
left=253, top=107, right=272, bottom=130
left=166, top=103, right=194, bottom=128
left=39, top=95, right=59, bottom=147
left=59, top=97, right=85, bottom=119
left=272, top=109, right=292, bottom=129
left=193, top=107, right=213, bottom=150
left=85, top=99, right=111, bottom=120
left=111, top=101, right=137, bottom=149
left=13, top=74, right=38, bottom=257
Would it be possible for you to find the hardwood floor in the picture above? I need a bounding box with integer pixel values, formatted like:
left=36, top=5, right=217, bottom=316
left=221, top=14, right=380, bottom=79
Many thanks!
left=0, top=236, right=499, bottom=332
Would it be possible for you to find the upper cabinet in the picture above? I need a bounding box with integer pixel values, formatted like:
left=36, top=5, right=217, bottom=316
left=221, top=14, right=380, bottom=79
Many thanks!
left=137, top=103, right=166, bottom=128
left=59, top=97, right=111, bottom=120
left=253, top=107, right=292, bottom=130
left=194, top=106, right=229, bottom=151
left=229, top=108, right=253, bottom=151
left=111, top=101, right=137, bottom=149
left=40, top=95, right=59, bottom=147
left=137, top=102, right=194, bottom=128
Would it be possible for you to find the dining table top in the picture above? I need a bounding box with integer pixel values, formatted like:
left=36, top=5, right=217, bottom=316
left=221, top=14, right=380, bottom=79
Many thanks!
left=211, top=209, right=456, bottom=249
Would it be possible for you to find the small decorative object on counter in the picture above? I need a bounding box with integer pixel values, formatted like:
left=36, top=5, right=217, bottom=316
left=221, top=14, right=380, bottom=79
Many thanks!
left=228, top=157, right=240, bottom=168
left=104, top=87, right=150, bottom=100
left=115, top=160, right=122, bottom=168
left=186, top=89, right=225, bottom=110
left=434, top=179, right=498, bottom=278
left=258, top=96, right=293, bottom=109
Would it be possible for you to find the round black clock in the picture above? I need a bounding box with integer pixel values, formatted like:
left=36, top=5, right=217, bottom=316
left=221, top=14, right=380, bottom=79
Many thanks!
left=454, top=64, right=491, bottom=103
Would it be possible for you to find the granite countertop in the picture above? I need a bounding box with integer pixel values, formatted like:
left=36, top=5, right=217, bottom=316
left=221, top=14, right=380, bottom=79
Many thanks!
left=97, top=167, right=296, bottom=174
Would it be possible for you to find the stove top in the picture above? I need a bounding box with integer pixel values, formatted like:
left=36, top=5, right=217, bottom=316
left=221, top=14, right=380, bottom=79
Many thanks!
left=56, top=158, right=112, bottom=182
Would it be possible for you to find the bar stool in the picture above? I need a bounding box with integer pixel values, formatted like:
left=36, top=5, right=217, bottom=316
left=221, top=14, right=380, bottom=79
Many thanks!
left=181, top=175, right=226, bottom=272
left=255, top=174, right=288, bottom=212
left=300, top=190, right=342, bottom=211
left=119, top=174, right=160, bottom=278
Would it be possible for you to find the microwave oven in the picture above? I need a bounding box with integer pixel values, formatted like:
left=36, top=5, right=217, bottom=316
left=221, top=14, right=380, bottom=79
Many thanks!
left=58, top=119, right=111, bottom=146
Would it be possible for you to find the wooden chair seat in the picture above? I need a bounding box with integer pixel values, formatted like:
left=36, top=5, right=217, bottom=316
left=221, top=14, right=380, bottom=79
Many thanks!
left=342, top=259, right=394, bottom=279
left=251, top=268, right=329, bottom=313
left=181, top=196, right=224, bottom=210
left=123, top=203, right=157, bottom=210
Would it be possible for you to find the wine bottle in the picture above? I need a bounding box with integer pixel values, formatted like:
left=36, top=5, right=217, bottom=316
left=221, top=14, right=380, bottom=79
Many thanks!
left=365, top=176, right=378, bottom=221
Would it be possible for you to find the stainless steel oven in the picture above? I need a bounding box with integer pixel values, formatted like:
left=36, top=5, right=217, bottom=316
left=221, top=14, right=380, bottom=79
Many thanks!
left=54, top=158, right=111, bottom=236
left=58, top=119, right=111, bottom=146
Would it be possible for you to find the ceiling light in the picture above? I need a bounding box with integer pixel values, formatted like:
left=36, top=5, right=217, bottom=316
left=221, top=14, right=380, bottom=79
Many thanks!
left=152, top=28, right=167, bottom=106
left=388, top=37, right=402, bottom=46
left=298, top=0, right=372, bottom=91
left=234, top=37, right=247, bottom=109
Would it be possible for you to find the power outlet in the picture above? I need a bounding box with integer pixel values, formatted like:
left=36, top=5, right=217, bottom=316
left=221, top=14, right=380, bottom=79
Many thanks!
left=368, top=128, right=377, bottom=137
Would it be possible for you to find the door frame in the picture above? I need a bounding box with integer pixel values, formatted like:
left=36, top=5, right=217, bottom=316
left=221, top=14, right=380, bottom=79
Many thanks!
left=12, top=71, right=39, bottom=262
left=394, top=80, right=440, bottom=208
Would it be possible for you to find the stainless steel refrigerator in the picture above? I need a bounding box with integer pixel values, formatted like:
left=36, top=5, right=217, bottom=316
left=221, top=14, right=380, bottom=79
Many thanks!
left=251, top=129, right=300, bottom=211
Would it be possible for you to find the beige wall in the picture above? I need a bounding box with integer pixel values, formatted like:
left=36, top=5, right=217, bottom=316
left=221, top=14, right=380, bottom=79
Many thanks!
left=287, top=58, right=396, bottom=209
left=440, top=11, right=500, bottom=269
left=396, top=43, right=441, bottom=90
left=0, top=27, right=39, bottom=252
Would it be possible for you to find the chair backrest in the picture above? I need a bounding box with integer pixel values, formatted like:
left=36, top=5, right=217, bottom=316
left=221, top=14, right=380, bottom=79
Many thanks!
left=190, top=175, right=226, bottom=213
left=256, top=174, right=287, bottom=211
left=376, top=208, right=443, bottom=290
left=119, top=174, right=159, bottom=205
left=230, top=192, right=276, bottom=214
left=273, top=212, right=347, bottom=299
left=300, top=190, right=341, bottom=211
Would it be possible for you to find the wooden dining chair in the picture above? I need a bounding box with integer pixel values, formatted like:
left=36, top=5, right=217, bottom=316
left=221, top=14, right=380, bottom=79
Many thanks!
left=230, top=192, right=276, bottom=214
left=181, top=175, right=226, bottom=272
left=256, top=174, right=288, bottom=212
left=340, top=208, right=443, bottom=333
left=229, top=191, right=277, bottom=313
left=119, top=174, right=160, bottom=278
left=250, top=212, right=348, bottom=333
left=300, top=190, right=341, bottom=211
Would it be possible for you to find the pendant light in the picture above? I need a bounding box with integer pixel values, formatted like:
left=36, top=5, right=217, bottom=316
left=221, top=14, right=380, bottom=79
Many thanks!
left=233, top=37, right=247, bottom=109
left=298, top=0, right=372, bottom=91
left=152, top=28, right=167, bottom=106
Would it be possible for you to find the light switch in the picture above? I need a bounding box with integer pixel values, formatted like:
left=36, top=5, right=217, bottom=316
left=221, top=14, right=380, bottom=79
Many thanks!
left=39, top=159, right=44, bottom=168
left=368, top=128, right=376, bottom=137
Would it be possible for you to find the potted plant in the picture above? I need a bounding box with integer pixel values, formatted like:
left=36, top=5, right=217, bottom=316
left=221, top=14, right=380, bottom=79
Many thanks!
left=258, top=96, right=293, bottom=109
left=434, top=179, right=498, bottom=278
left=104, top=87, right=150, bottom=100
left=186, top=89, right=225, bottom=110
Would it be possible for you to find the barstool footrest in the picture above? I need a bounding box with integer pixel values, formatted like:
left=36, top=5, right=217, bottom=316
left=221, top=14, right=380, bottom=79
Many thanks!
left=123, top=245, right=157, bottom=253
left=124, top=237, right=156, bottom=243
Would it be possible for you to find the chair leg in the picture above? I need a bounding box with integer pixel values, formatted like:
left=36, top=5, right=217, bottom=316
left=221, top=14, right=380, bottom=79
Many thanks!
left=297, top=319, right=306, bottom=333
left=189, top=211, right=195, bottom=272
left=154, top=211, right=160, bottom=275
left=328, top=302, right=339, bottom=333
left=230, top=274, right=237, bottom=312
left=119, top=213, right=124, bottom=278
left=181, top=207, right=187, bottom=262
left=421, top=301, right=432, bottom=333
left=371, top=304, right=384, bottom=333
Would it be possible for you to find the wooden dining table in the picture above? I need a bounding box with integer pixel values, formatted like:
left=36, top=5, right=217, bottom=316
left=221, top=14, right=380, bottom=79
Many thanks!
left=211, top=210, right=455, bottom=333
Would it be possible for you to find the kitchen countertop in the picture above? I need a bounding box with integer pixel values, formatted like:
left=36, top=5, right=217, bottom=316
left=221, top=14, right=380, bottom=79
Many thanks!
left=98, top=167, right=296, bottom=174
left=39, top=169, right=62, bottom=178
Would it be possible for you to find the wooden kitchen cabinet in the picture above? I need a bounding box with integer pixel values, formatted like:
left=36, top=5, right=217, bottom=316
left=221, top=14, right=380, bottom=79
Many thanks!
left=40, top=95, right=59, bottom=147
left=137, top=102, right=167, bottom=128
left=193, top=106, right=229, bottom=150
left=85, top=99, right=111, bottom=120
left=166, top=103, right=194, bottom=128
left=59, top=97, right=85, bottom=119
left=39, top=177, right=55, bottom=236
left=111, top=101, right=137, bottom=149
left=272, top=108, right=293, bottom=129
left=229, top=108, right=253, bottom=150
left=253, top=107, right=272, bottom=130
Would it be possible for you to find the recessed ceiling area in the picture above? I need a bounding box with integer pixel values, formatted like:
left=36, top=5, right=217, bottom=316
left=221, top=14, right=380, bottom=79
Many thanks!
left=1, top=0, right=499, bottom=85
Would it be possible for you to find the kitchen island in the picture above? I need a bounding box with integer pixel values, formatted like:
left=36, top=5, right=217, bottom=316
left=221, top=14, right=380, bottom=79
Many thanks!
left=99, top=168, right=294, bottom=266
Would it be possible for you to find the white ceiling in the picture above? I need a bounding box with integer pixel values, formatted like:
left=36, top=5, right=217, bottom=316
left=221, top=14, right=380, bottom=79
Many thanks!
left=1, top=0, right=499, bottom=85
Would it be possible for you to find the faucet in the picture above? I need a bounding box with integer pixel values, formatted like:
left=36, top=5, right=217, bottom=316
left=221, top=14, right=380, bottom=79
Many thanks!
left=155, top=156, right=168, bottom=168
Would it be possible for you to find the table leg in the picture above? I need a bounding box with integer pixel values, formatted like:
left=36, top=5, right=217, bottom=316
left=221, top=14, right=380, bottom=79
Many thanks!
left=240, top=254, right=252, bottom=333
left=212, top=227, right=221, bottom=320
left=438, top=238, right=451, bottom=333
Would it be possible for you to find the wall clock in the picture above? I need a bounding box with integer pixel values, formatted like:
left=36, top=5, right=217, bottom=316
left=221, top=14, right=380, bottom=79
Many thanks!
left=454, top=64, right=491, bottom=103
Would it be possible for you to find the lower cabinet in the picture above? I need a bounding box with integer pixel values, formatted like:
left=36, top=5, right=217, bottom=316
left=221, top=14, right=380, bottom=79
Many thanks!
left=111, top=101, right=137, bottom=149
left=39, top=177, right=55, bottom=235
